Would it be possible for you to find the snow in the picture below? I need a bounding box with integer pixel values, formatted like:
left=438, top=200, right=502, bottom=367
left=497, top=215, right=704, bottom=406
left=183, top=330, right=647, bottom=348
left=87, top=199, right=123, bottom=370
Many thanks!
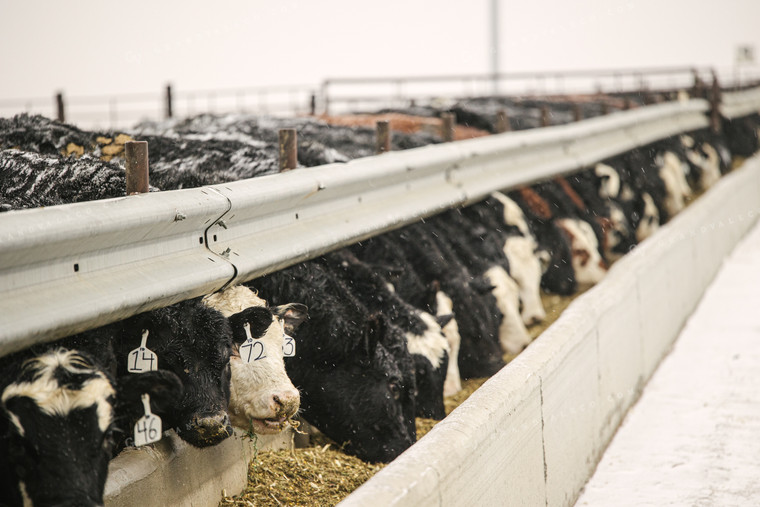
left=575, top=217, right=760, bottom=506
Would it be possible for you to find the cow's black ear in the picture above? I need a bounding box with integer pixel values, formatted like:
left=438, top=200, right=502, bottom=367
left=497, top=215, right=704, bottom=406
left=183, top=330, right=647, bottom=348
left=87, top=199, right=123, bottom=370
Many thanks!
left=117, top=370, right=183, bottom=417
left=435, top=313, right=455, bottom=329
left=228, top=307, right=272, bottom=340
left=273, top=303, right=308, bottom=334
left=470, top=276, right=495, bottom=294
left=362, top=313, right=384, bottom=359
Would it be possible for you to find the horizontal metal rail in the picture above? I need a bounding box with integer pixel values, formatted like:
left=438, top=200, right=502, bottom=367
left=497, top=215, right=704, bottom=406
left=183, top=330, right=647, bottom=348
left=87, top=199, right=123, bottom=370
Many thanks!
left=0, top=89, right=758, bottom=357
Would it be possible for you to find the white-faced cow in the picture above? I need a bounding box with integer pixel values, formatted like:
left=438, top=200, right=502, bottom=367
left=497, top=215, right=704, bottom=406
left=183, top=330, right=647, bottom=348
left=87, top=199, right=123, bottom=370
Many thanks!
left=202, top=285, right=307, bottom=434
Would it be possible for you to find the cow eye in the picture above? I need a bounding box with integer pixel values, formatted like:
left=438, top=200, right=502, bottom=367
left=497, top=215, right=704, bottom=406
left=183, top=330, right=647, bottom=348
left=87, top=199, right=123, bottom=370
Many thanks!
left=388, top=382, right=401, bottom=401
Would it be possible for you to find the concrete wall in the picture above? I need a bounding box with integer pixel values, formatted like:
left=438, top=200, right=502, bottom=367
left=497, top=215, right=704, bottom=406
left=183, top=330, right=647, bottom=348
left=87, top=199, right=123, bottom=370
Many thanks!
left=339, top=154, right=760, bottom=507
left=104, top=429, right=292, bottom=507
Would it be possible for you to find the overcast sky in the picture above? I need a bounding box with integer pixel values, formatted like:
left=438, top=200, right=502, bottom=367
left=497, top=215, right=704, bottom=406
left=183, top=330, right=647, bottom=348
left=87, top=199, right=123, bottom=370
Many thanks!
left=1, top=0, right=759, bottom=101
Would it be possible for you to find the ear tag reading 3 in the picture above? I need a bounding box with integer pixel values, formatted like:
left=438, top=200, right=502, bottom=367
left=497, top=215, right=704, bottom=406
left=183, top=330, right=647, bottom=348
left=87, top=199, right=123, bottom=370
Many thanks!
left=133, top=393, right=162, bottom=447
left=281, top=320, right=296, bottom=357
left=128, top=329, right=158, bottom=373
left=240, top=322, right=266, bottom=364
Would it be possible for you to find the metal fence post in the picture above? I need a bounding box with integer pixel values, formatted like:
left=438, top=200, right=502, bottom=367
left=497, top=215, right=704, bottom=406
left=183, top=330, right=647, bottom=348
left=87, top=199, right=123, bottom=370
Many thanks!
left=125, top=141, right=150, bottom=195
left=441, top=112, right=456, bottom=141
left=540, top=105, right=550, bottom=127
left=279, top=129, right=298, bottom=171
left=496, top=109, right=511, bottom=133
left=56, top=92, right=65, bottom=123
left=165, top=84, right=173, bottom=119
left=376, top=120, right=391, bottom=154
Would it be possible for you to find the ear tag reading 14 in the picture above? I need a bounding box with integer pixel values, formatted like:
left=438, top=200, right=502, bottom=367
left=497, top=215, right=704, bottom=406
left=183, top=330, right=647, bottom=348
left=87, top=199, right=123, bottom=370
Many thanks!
left=240, top=322, right=266, bottom=364
left=133, top=393, right=162, bottom=447
left=128, top=330, right=158, bottom=373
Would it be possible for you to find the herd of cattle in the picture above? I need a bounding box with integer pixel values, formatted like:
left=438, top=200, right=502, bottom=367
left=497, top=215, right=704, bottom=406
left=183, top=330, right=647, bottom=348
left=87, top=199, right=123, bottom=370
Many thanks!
left=1, top=105, right=760, bottom=505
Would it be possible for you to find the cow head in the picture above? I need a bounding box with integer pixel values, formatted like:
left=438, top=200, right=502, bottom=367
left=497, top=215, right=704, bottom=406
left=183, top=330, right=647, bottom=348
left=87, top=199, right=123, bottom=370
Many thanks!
left=556, top=218, right=608, bottom=286
left=203, top=285, right=307, bottom=434
left=115, top=300, right=235, bottom=448
left=290, top=312, right=417, bottom=464
left=0, top=349, right=117, bottom=507
left=405, top=311, right=450, bottom=420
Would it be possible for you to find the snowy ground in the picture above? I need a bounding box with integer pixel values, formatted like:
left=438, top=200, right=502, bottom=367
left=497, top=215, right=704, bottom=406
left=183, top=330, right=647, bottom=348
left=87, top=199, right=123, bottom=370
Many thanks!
left=575, top=217, right=760, bottom=506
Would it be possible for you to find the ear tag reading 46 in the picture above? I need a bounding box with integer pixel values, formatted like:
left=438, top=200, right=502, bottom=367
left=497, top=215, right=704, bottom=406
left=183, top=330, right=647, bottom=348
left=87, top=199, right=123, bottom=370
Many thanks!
left=240, top=322, right=266, bottom=364
left=133, top=393, right=162, bottom=447
left=128, top=330, right=158, bottom=373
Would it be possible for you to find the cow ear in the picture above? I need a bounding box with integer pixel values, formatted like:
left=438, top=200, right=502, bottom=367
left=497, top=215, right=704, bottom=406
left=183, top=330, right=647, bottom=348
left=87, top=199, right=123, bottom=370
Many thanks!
left=362, top=313, right=384, bottom=359
left=436, top=313, right=455, bottom=329
left=117, top=370, right=183, bottom=417
left=228, top=307, right=272, bottom=340
left=273, top=303, right=308, bottom=334
left=470, top=276, right=495, bottom=294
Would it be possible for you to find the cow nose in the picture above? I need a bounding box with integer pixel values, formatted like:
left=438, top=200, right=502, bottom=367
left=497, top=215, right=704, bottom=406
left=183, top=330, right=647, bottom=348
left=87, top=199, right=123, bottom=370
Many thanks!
left=272, top=390, right=300, bottom=418
left=182, top=411, right=233, bottom=447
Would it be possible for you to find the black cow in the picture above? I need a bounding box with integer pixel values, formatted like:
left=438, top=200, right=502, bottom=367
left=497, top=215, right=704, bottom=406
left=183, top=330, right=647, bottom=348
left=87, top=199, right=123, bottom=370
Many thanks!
left=317, top=249, right=451, bottom=420
left=0, top=331, right=181, bottom=506
left=110, top=298, right=235, bottom=448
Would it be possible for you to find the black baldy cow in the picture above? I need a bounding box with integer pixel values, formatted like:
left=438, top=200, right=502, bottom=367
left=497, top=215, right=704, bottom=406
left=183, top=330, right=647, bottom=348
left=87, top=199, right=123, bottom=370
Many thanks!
left=202, top=285, right=307, bottom=434
left=0, top=349, right=117, bottom=507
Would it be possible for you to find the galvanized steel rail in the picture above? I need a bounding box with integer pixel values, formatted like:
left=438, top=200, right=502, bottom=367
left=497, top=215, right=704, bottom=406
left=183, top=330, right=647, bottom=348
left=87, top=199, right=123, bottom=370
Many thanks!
left=0, top=91, right=756, bottom=357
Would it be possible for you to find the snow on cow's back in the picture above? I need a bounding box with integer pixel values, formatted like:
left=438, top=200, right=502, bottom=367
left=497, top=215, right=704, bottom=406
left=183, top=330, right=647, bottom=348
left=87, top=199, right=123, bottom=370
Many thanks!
left=202, top=285, right=304, bottom=435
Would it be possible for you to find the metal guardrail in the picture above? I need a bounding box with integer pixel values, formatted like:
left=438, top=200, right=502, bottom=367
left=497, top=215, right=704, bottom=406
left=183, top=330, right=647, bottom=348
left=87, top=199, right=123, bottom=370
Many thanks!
left=1, top=90, right=758, bottom=357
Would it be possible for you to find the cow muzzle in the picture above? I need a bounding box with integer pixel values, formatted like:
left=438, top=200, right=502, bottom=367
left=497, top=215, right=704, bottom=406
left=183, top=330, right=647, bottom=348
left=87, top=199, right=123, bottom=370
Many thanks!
left=178, top=411, right=234, bottom=447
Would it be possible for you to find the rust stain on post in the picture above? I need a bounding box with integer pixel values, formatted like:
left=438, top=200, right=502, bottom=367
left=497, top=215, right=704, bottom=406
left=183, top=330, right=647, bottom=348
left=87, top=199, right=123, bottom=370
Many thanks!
left=376, top=120, right=391, bottom=154
left=279, top=129, right=298, bottom=171
left=441, top=112, right=455, bottom=142
left=496, top=109, right=511, bottom=133
left=125, top=141, right=149, bottom=195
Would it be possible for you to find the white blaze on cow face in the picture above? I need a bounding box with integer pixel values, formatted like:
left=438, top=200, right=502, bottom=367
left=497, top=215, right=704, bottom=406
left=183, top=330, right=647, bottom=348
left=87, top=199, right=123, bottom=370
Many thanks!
left=1, top=350, right=116, bottom=434
left=405, top=312, right=450, bottom=370
left=503, top=235, right=546, bottom=326
left=604, top=203, right=632, bottom=261
left=436, top=290, right=462, bottom=398
left=485, top=265, right=531, bottom=354
left=594, top=163, right=621, bottom=200
left=636, top=192, right=660, bottom=242
left=657, top=151, right=693, bottom=217
left=202, top=285, right=301, bottom=434
left=556, top=218, right=607, bottom=286
left=697, top=143, right=722, bottom=189
left=490, top=191, right=531, bottom=236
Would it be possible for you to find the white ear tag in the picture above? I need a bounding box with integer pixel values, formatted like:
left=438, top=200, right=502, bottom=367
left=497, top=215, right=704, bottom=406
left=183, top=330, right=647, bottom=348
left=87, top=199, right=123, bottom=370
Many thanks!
left=133, top=393, right=162, bottom=446
left=281, top=319, right=296, bottom=357
left=282, top=334, right=296, bottom=357
left=240, top=322, right=266, bottom=364
left=128, top=330, right=158, bottom=373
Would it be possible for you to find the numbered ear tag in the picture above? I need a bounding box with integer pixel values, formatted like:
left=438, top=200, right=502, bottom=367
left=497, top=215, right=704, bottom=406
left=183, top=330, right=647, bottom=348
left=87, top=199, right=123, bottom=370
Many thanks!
left=240, top=322, right=267, bottom=364
left=128, top=330, right=158, bottom=373
left=133, top=393, right=162, bottom=447
left=282, top=334, right=296, bottom=357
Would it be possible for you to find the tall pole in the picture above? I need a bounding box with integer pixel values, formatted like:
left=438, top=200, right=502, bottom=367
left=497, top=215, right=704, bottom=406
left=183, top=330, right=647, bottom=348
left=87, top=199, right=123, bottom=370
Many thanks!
left=491, top=0, right=499, bottom=95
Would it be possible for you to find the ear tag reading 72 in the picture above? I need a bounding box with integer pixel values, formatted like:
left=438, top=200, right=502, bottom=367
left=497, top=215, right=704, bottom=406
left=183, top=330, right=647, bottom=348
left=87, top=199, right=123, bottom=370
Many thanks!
left=240, top=322, right=266, bottom=364
left=128, top=330, right=158, bottom=373
left=133, top=393, right=162, bottom=447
